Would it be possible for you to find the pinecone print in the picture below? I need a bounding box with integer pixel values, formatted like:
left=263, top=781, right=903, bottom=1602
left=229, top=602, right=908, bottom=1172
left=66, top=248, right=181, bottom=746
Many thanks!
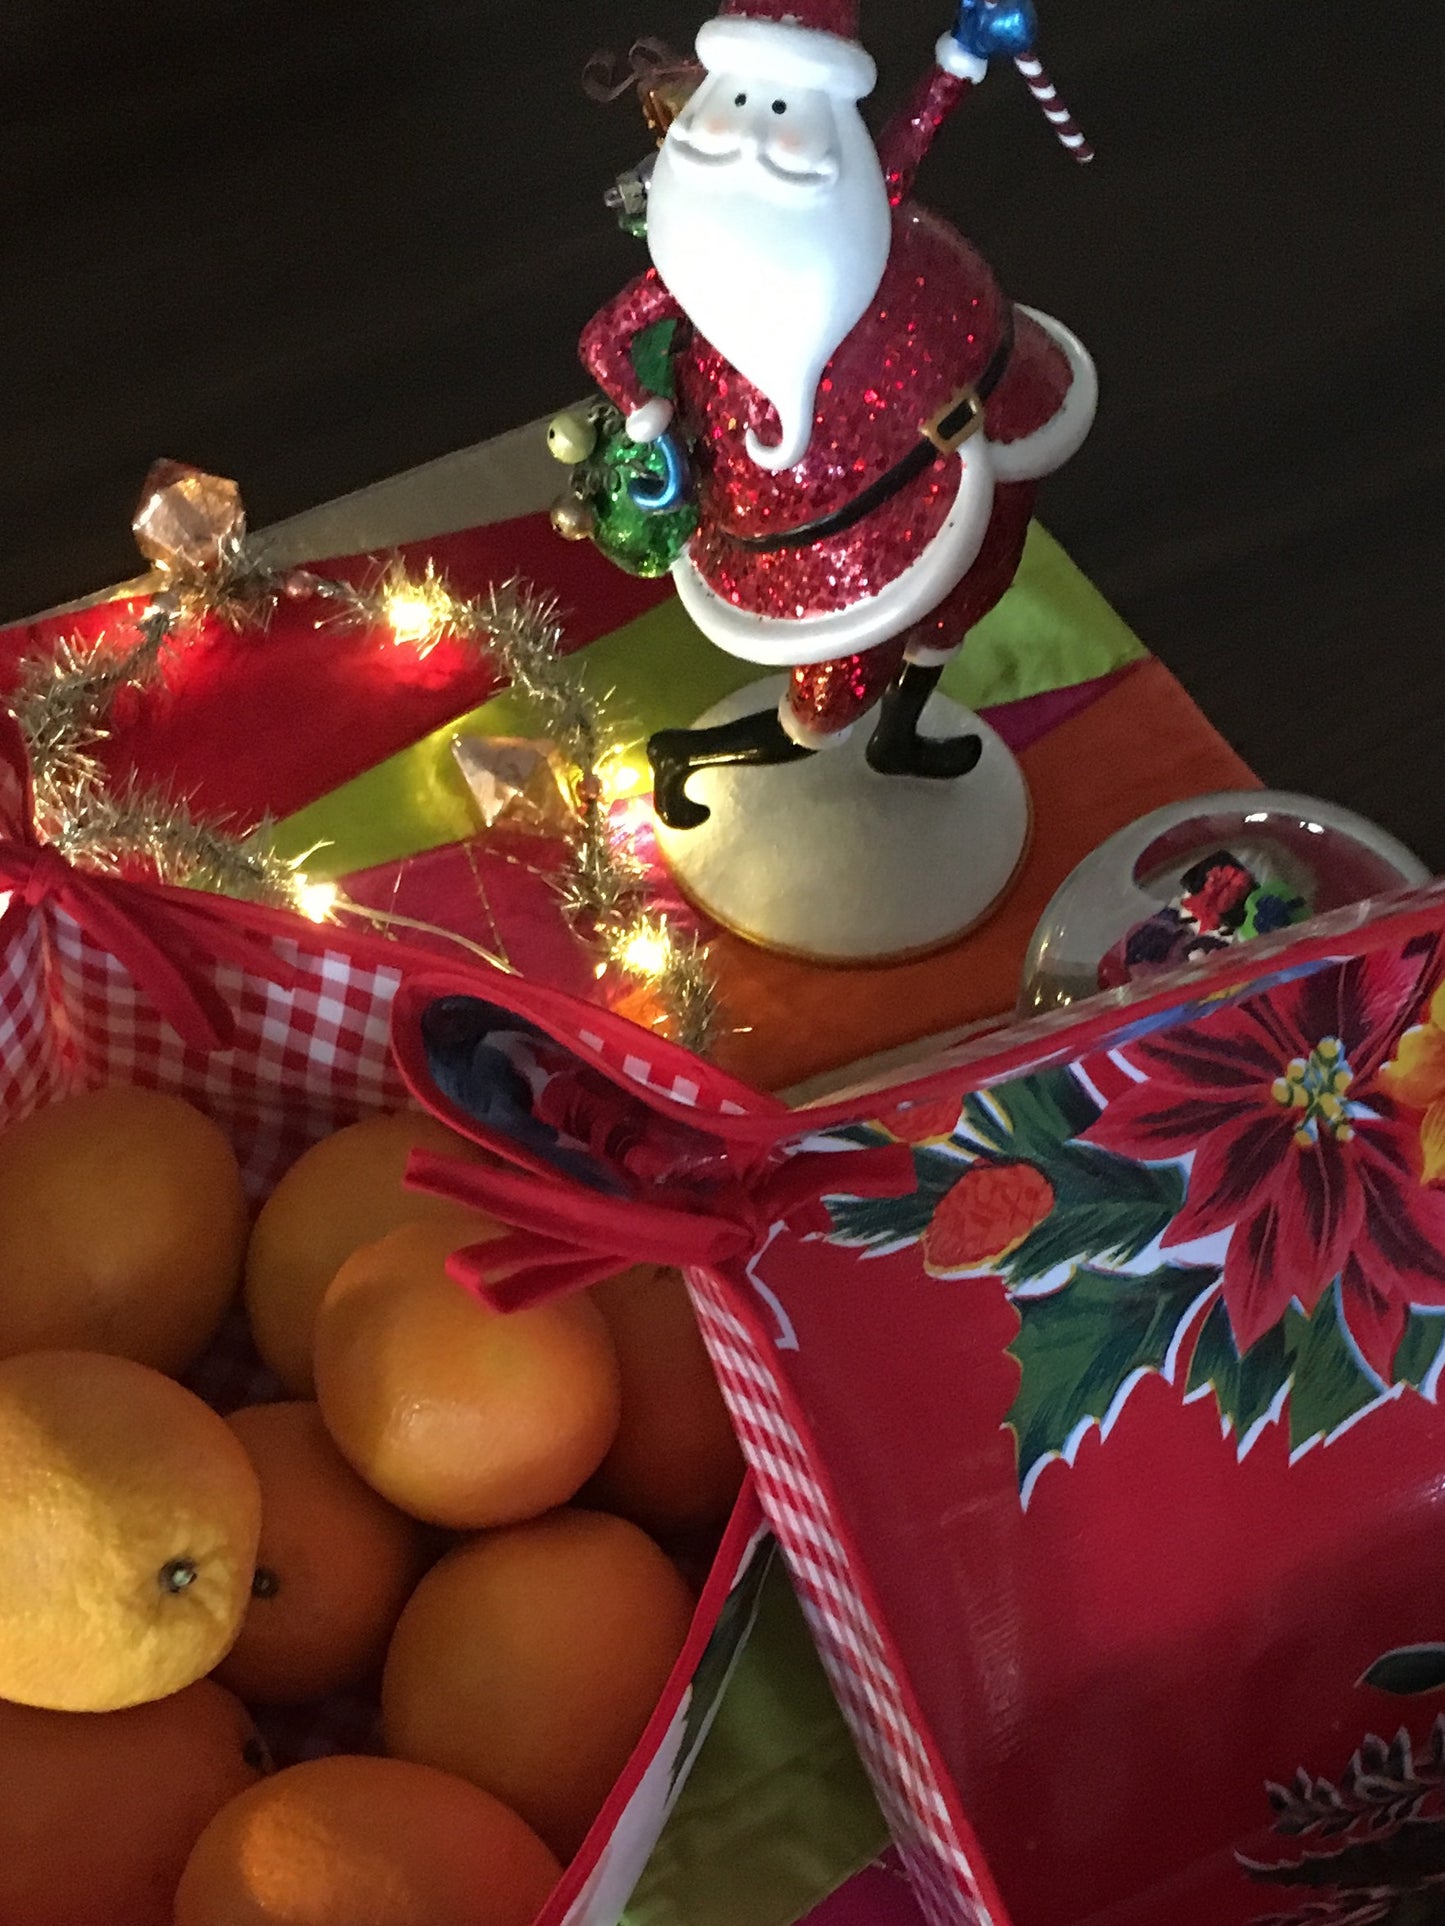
left=922, top=1162, right=1056, bottom=1276
left=881, top=1094, right=964, bottom=1144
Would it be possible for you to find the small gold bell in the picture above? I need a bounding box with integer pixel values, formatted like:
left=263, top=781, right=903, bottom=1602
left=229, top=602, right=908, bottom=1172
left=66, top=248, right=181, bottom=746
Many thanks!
left=550, top=493, right=596, bottom=543
left=547, top=410, right=599, bottom=466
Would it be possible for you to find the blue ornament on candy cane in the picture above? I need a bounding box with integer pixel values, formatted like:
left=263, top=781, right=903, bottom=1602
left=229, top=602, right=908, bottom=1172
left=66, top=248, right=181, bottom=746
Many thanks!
left=952, top=0, right=1094, bottom=163
left=953, top=0, right=1038, bottom=60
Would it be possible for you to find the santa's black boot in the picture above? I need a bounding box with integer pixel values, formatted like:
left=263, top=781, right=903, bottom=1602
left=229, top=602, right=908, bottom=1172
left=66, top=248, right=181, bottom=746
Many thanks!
left=648, top=710, right=814, bottom=830
left=865, top=662, right=982, bottom=780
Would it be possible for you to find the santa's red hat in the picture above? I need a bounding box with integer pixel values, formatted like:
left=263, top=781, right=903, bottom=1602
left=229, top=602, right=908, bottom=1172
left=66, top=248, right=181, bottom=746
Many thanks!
left=696, top=0, right=876, bottom=101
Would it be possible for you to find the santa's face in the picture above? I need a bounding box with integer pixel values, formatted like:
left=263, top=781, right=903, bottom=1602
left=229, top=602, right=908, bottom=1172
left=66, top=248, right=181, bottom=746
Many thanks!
left=648, top=69, right=892, bottom=472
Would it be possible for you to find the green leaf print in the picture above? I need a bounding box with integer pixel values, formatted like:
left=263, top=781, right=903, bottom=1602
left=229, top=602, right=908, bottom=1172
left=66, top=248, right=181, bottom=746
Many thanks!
left=1000, top=1142, right=1186, bottom=1285
left=1360, top=1645, right=1445, bottom=1697
left=826, top=1142, right=965, bottom=1248
left=1185, top=1297, right=1290, bottom=1442
left=1006, top=1263, right=1217, bottom=1492
left=1285, top=1287, right=1386, bottom=1452
left=959, top=1066, right=1101, bottom=1161
left=1393, top=1314, right=1445, bottom=1391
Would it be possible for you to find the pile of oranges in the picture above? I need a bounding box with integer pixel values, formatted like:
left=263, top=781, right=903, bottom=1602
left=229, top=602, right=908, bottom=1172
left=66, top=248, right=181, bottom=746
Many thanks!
left=0, top=1087, right=745, bottom=1926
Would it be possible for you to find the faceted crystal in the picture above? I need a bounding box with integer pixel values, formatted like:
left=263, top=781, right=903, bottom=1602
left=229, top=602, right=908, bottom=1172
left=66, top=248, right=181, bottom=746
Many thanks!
left=132, top=461, right=246, bottom=575
left=452, top=735, right=573, bottom=834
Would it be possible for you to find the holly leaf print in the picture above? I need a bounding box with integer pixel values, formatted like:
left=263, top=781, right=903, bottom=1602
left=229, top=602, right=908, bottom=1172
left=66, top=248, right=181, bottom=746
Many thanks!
left=1393, top=1314, right=1445, bottom=1393
left=1185, top=1296, right=1291, bottom=1445
left=1156, top=1287, right=1443, bottom=1465
left=1182, top=1283, right=1393, bottom=1458
left=1006, top=1263, right=1217, bottom=1496
left=1285, top=1286, right=1386, bottom=1454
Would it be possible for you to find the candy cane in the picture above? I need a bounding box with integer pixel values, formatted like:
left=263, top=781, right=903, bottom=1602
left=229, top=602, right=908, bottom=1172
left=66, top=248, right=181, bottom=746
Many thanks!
left=1014, top=52, right=1095, bottom=163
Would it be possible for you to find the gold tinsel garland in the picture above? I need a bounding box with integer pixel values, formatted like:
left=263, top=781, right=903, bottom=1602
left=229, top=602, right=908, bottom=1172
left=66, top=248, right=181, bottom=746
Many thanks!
left=9, top=479, right=717, bottom=1055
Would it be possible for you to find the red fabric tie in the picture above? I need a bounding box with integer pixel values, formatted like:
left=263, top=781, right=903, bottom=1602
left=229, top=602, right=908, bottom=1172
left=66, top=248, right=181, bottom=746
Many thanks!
left=407, top=1141, right=918, bottom=1310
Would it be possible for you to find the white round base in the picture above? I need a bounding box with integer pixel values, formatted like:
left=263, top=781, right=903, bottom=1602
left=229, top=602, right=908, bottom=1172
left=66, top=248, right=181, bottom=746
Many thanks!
left=653, top=677, right=1031, bottom=964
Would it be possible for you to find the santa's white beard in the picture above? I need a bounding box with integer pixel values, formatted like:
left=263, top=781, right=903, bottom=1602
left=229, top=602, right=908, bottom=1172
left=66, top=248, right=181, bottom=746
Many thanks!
left=648, top=118, right=892, bottom=473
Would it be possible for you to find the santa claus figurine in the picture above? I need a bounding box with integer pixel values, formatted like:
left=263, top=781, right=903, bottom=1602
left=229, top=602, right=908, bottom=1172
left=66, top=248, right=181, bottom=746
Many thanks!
left=578, top=0, right=1097, bottom=835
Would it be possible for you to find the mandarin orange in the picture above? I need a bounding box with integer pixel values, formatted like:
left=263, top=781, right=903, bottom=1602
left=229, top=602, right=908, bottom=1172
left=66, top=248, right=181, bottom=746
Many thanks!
left=0, top=1679, right=268, bottom=1926
left=587, top=1265, right=745, bottom=1535
left=216, top=1402, right=429, bottom=1705
left=244, top=1111, right=493, bottom=1396
left=314, top=1220, right=620, bottom=1530
left=381, top=1509, right=695, bottom=1860
left=0, top=1084, right=247, bottom=1374
left=174, top=1753, right=561, bottom=1926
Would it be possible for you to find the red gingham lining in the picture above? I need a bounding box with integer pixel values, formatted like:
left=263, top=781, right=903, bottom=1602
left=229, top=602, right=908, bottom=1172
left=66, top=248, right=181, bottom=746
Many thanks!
left=0, top=904, right=64, bottom=1121
left=41, top=907, right=408, bottom=1201
left=685, top=1269, right=1014, bottom=1926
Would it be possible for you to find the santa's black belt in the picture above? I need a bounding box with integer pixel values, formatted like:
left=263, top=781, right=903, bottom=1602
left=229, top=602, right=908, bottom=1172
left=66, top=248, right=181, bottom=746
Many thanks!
left=720, top=306, right=1016, bottom=556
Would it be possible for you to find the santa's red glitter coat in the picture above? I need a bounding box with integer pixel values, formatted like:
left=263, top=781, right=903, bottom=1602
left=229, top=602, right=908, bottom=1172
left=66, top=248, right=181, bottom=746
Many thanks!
left=581, top=59, right=1078, bottom=737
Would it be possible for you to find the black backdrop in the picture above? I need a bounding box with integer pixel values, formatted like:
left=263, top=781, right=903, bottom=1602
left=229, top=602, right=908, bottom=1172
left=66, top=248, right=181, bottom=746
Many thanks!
left=3, top=1, right=1443, bottom=856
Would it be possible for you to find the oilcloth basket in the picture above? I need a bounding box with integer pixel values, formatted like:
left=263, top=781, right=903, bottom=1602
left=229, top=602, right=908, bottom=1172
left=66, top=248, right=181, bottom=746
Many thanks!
left=393, top=881, right=1445, bottom=1926
left=0, top=711, right=777, bottom=1926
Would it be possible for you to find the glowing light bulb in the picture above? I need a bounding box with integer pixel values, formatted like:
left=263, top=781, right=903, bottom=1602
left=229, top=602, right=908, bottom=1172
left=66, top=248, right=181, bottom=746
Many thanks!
left=384, top=573, right=456, bottom=653
left=293, top=877, right=340, bottom=923
left=616, top=922, right=675, bottom=981
left=601, top=759, right=646, bottom=803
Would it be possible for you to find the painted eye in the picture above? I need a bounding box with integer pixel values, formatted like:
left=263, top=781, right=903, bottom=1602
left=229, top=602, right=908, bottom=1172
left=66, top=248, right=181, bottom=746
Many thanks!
left=772, top=99, right=787, bottom=114
left=734, top=92, right=747, bottom=106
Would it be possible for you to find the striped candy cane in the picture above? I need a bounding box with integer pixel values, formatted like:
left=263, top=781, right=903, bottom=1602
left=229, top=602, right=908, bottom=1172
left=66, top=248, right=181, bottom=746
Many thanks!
left=1015, top=51, right=1095, bottom=163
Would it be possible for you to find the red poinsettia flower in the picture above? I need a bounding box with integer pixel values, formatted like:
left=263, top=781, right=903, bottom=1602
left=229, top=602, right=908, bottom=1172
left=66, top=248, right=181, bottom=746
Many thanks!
left=1084, top=944, right=1445, bottom=1376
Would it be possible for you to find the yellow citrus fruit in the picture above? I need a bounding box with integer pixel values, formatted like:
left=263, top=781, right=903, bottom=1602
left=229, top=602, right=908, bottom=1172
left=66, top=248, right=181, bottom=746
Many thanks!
left=174, top=1753, right=562, bottom=1926
left=586, top=1265, right=745, bottom=1536
left=0, top=1084, right=247, bottom=1375
left=314, top=1220, right=621, bottom=1530
left=0, top=1679, right=270, bottom=1926
left=216, top=1402, right=429, bottom=1705
left=0, top=1350, right=262, bottom=1711
left=244, top=1111, right=493, bottom=1396
left=382, top=1510, right=695, bottom=1860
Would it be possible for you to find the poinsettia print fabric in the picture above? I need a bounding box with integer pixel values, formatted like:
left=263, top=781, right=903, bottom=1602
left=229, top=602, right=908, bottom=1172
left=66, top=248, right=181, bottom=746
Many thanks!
left=826, top=932, right=1445, bottom=1504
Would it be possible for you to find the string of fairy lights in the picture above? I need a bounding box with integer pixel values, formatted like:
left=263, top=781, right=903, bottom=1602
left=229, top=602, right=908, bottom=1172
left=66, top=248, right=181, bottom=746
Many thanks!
left=8, top=465, right=718, bottom=1053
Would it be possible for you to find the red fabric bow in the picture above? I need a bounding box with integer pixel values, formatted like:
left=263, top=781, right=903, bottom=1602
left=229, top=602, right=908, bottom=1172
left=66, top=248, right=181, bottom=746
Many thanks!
left=407, top=1140, right=918, bottom=1310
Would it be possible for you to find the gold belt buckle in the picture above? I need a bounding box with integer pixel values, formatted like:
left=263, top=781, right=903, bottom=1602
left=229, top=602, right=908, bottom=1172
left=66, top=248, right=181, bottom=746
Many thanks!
left=922, top=386, right=985, bottom=456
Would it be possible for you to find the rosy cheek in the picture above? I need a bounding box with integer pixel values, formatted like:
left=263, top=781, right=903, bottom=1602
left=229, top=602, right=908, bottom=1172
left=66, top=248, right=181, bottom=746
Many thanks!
left=704, top=115, right=733, bottom=139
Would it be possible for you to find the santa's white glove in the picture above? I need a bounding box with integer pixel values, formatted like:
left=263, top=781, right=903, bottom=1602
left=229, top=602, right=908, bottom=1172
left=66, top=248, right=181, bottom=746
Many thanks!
left=936, top=33, right=989, bottom=81
left=626, top=396, right=675, bottom=446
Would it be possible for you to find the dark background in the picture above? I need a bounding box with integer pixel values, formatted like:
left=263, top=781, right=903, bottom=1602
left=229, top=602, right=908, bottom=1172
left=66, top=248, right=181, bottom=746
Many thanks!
left=3, top=2, right=1442, bottom=855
